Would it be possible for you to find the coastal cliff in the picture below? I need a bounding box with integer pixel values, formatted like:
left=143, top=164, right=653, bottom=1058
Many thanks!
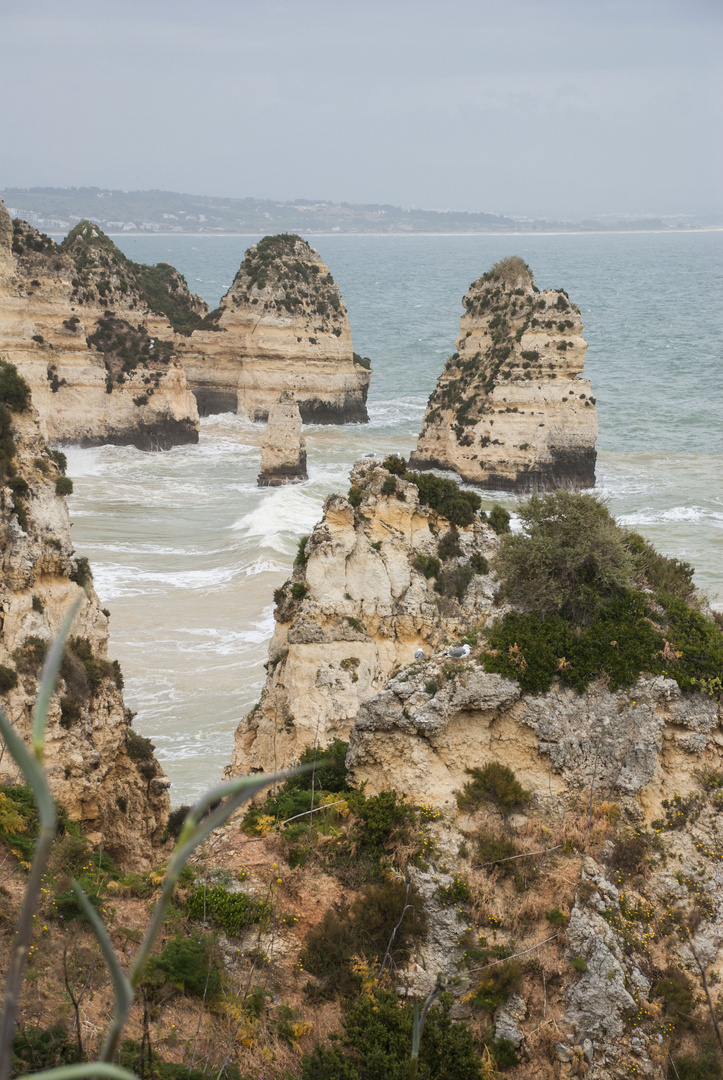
left=227, top=456, right=502, bottom=777
left=0, top=203, right=201, bottom=449
left=179, top=234, right=372, bottom=422
left=0, top=367, right=170, bottom=867
left=410, top=256, right=598, bottom=490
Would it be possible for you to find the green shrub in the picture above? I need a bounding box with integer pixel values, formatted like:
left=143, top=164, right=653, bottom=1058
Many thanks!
left=437, top=527, right=462, bottom=561
left=302, top=988, right=482, bottom=1080
left=381, top=456, right=482, bottom=527
left=302, top=878, right=426, bottom=997
left=475, top=832, right=517, bottom=876
left=166, top=804, right=191, bottom=840
left=291, top=582, right=308, bottom=601
left=147, top=934, right=222, bottom=998
left=488, top=504, right=511, bottom=535
left=652, top=967, right=695, bottom=1031
left=435, top=563, right=474, bottom=603
left=0, top=665, right=18, bottom=693
left=482, top=591, right=667, bottom=695
left=495, top=491, right=631, bottom=622
left=469, top=960, right=522, bottom=1012
left=471, top=553, right=489, bottom=575
left=348, top=485, right=363, bottom=507
left=187, top=884, right=268, bottom=935
left=285, top=739, right=349, bottom=793
left=0, top=785, right=38, bottom=860
left=295, top=534, right=310, bottom=565
left=457, top=762, right=530, bottom=812
left=12, top=636, right=48, bottom=674
left=625, top=531, right=695, bottom=601
left=413, top=553, right=441, bottom=580
left=570, top=957, right=588, bottom=973
left=70, top=556, right=93, bottom=589
left=437, top=874, right=471, bottom=907
left=11, top=1025, right=78, bottom=1076
left=381, top=476, right=397, bottom=496
left=672, top=1038, right=723, bottom=1080
left=0, top=361, right=31, bottom=412
left=545, top=907, right=568, bottom=926
left=55, top=475, right=73, bottom=496
left=608, top=833, right=649, bottom=876
left=348, top=790, right=416, bottom=856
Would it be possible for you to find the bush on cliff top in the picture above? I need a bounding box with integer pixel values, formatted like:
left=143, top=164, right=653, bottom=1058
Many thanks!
left=0, top=361, right=31, bottom=413
left=485, top=491, right=723, bottom=697
left=382, top=455, right=481, bottom=527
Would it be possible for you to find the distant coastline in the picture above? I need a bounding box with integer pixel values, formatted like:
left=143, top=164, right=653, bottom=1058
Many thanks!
left=3, top=185, right=718, bottom=238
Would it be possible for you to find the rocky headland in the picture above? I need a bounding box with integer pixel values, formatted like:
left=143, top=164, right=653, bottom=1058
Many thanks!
left=411, top=256, right=598, bottom=491
left=0, top=203, right=201, bottom=449
left=179, top=233, right=372, bottom=422
left=0, top=361, right=169, bottom=867
left=258, top=391, right=308, bottom=486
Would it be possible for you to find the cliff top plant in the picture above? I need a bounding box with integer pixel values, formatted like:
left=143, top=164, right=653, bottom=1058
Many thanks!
left=382, top=456, right=482, bottom=527
left=0, top=361, right=31, bottom=413
left=479, top=255, right=535, bottom=290
left=495, top=491, right=632, bottom=624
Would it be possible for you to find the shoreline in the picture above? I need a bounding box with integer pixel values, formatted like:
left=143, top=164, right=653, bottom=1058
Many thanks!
left=45, top=227, right=723, bottom=240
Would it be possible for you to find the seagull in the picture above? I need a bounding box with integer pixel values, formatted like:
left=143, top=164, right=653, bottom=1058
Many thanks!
left=444, top=644, right=471, bottom=660
left=414, top=648, right=426, bottom=660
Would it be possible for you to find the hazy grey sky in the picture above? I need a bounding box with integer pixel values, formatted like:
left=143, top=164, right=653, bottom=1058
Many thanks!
left=2, top=0, right=721, bottom=219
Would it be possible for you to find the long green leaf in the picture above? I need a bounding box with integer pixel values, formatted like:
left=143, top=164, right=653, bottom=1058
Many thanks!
left=71, top=882, right=131, bottom=1019
left=16, top=1064, right=140, bottom=1080
left=32, top=596, right=83, bottom=758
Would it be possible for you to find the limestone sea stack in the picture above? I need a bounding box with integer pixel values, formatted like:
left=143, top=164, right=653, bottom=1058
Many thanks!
left=179, top=234, right=372, bottom=422
left=257, top=391, right=307, bottom=486
left=410, top=256, right=598, bottom=491
left=0, top=368, right=170, bottom=867
left=226, top=456, right=498, bottom=777
left=0, top=204, right=201, bottom=449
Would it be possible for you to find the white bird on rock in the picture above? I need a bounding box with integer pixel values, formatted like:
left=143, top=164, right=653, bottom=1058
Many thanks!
left=444, top=644, right=471, bottom=660
left=414, top=648, right=426, bottom=660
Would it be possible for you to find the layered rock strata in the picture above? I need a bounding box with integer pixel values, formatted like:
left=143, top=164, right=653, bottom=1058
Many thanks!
left=0, top=205, right=201, bottom=448
left=257, top=391, right=307, bottom=486
left=227, top=458, right=498, bottom=776
left=347, top=664, right=720, bottom=818
left=410, top=256, right=598, bottom=490
left=179, top=234, right=372, bottom=423
left=0, top=396, right=170, bottom=867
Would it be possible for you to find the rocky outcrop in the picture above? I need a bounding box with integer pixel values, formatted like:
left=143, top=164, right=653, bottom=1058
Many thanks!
left=410, top=256, right=598, bottom=491
left=0, top=205, right=201, bottom=448
left=0, top=392, right=170, bottom=868
left=346, top=661, right=721, bottom=816
left=257, top=392, right=307, bottom=486
left=226, top=457, right=498, bottom=777
left=178, top=234, right=372, bottom=423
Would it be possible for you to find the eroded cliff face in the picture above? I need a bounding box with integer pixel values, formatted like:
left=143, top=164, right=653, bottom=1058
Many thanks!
left=0, top=205, right=200, bottom=449
left=410, top=256, right=598, bottom=491
left=257, top=391, right=307, bottom=486
left=179, top=234, right=372, bottom=422
left=347, top=660, right=721, bottom=819
left=227, top=458, right=498, bottom=776
left=0, top=405, right=170, bottom=868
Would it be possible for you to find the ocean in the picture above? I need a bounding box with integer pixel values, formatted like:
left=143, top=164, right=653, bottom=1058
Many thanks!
left=60, top=231, right=723, bottom=805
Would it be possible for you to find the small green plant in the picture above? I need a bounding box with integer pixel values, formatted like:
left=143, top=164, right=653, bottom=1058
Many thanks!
left=347, top=485, right=363, bottom=507
left=0, top=361, right=31, bottom=412
left=413, top=553, right=441, bottom=579
left=470, top=553, right=489, bottom=575
left=570, top=957, right=588, bottom=973
left=295, top=534, right=310, bottom=565
left=0, top=666, right=18, bottom=694
left=469, top=960, right=522, bottom=1012
left=545, top=907, right=568, bottom=926
left=457, top=762, right=530, bottom=812
left=437, top=527, right=462, bottom=561
left=291, top=582, right=308, bottom=601
left=146, top=935, right=222, bottom=998
left=488, top=504, right=511, bottom=535
left=381, top=476, right=397, bottom=496
left=55, top=476, right=74, bottom=496
left=70, top=556, right=93, bottom=589
left=187, top=883, right=268, bottom=935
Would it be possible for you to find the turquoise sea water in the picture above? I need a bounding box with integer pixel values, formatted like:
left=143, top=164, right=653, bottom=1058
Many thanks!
left=62, top=232, right=722, bottom=803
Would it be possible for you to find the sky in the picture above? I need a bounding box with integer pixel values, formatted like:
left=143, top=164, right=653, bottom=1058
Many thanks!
left=1, top=0, right=721, bottom=220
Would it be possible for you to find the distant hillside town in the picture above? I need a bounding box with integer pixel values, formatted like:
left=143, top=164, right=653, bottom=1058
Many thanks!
left=0, top=186, right=710, bottom=235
